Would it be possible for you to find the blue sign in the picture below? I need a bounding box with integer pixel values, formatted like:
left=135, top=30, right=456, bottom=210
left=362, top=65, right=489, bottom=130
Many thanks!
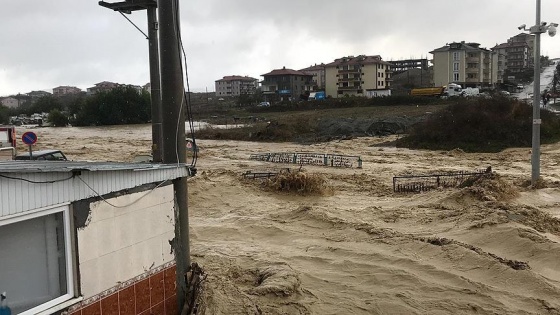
left=279, top=90, right=291, bottom=95
left=22, top=131, right=37, bottom=145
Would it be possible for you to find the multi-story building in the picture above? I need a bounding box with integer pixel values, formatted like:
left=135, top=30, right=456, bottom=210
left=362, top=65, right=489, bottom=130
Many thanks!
left=492, top=43, right=508, bottom=83
left=86, top=81, right=119, bottom=95
left=261, top=67, right=313, bottom=101
left=27, top=90, right=52, bottom=99
left=430, top=41, right=498, bottom=88
left=324, top=55, right=392, bottom=98
left=215, top=76, right=259, bottom=97
left=53, top=86, right=82, bottom=96
left=388, top=58, right=429, bottom=74
left=300, top=64, right=326, bottom=91
left=492, top=33, right=535, bottom=83
left=509, top=33, right=535, bottom=64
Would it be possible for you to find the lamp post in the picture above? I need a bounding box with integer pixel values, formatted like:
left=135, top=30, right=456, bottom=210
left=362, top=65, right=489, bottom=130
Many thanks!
left=519, top=0, right=558, bottom=185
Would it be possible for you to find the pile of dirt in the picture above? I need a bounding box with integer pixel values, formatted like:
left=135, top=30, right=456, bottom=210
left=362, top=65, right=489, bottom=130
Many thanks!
left=459, top=173, right=520, bottom=202
left=314, top=116, right=426, bottom=141
left=264, top=169, right=330, bottom=195
left=248, top=265, right=301, bottom=296
left=501, top=204, right=560, bottom=235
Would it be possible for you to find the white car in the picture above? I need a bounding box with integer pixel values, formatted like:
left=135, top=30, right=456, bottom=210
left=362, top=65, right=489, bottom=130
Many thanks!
left=258, top=102, right=270, bottom=107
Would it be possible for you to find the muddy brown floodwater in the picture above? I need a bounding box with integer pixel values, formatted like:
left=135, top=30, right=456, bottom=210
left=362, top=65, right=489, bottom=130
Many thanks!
left=23, top=125, right=560, bottom=314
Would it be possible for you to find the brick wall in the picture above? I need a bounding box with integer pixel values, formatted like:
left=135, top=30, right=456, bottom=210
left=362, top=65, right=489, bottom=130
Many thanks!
left=66, top=263, right=177, bottom=315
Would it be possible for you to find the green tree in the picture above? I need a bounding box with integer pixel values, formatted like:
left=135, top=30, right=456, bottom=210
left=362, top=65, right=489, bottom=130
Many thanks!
left=29, top=95, right=63, bottom=115
left=0, top=105, right=9, bottom=124
left=73, top=86, right=151, bottom=126
left=48, top=109, right=69, bottom=127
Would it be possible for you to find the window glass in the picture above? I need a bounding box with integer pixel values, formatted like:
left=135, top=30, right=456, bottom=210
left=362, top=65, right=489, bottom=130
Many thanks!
left=0, top=212, right=68, bottom=314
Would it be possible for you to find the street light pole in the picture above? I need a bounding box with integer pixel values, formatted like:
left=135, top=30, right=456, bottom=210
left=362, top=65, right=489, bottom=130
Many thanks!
left=531, top=0, right=542, bottom=185
left=521, top=0, right=557, bottom=184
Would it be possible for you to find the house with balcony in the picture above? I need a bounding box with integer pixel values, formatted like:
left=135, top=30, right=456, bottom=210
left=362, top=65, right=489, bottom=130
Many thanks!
left=27, top=90, right=52, bottom=99
left=492, top=43, right=508, bottom=84
left=324, top=55, right=392, bottom=98
left=53, top=86, right=82, bottom=97
left=86, top=81, right=120, bottom=95
left=261, top=67, right=313, bottom=101
left=300, top=64, right=326, bottom=91
left=215, top=75, right=258, bottom=97
left=430, top=41, right=498, bottom=88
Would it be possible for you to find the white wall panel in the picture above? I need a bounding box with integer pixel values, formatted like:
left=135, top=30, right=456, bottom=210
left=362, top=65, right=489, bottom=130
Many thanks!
left=0, top=166, right=188, bottom=218
left=77, top=185, right=175, bottom=298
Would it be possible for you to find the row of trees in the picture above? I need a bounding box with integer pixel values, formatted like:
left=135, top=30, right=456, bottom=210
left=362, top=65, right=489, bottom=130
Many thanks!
left=0, top=86, right=151, bottom=127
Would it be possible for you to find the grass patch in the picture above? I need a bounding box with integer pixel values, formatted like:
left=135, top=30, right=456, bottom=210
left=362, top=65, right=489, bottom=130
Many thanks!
left=395, top=96, right=560, bottom=152
left=194, top=116, right=319, bottom=142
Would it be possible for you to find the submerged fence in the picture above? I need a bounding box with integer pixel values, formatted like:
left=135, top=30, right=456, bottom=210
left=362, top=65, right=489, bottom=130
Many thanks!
left=393, top=167, right=491, bottom=193
left=249, top=152, right=362, bottom=168
left=242, top=170, right=280, bottom=179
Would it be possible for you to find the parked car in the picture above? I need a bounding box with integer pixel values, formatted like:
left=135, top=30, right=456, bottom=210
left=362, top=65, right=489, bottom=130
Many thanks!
left=15, top=149, right=68, bottom=161
left=258, top=102, right=271, bottom=107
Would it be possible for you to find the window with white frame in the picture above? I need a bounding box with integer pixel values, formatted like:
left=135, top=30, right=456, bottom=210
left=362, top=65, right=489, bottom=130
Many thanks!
left=453, top=52, right=460, bottom=61
left=453, top=62, right=459, bottom=71
left=453, top=72, right=460, bottom=81
left=0, top=205, right=74, bottom=315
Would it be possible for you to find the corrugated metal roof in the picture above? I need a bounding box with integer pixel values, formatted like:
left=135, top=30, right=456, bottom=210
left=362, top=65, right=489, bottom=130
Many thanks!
left=0, top=161, right=185, bottom=173
left=0, top=161, right=191, bottom=218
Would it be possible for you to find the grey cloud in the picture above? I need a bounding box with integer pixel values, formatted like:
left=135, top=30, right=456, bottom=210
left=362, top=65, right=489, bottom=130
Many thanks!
left=1, top=0, right=559, bottom=95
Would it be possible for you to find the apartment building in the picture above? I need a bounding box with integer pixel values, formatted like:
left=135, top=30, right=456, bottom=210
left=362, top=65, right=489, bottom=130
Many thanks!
left=261, top=67, right=313, bottom=101
left=86, top=81, right=119, bottom=95
left=300, top=64, right=326, bottom=91
left=430, top=41, right=498, bottom=88
left=324, top=55, right=392, bottom=98
left=53, top=86, right=82, bottom=96
left=27, top=90, right=52, bottom=99
left=492, top=43, right=508, bottom=83
left=492, top=33, right=535, bottom=83
left=215, top=75, right=258, bottom=97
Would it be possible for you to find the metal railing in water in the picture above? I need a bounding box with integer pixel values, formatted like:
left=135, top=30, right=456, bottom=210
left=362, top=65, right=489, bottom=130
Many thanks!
left=250, top=152, right=362, bottom=168
left=393, top=167, right=492, bottom=193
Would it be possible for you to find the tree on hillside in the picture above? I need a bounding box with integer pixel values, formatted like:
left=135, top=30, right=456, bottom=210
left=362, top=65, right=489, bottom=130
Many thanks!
left=48, top=109, right=69, bottom=127
left=0, top=105, right=9, bottom=124
left=28, top=95, right=63, bottom=115
left=73, top=86, right=151, bottom=126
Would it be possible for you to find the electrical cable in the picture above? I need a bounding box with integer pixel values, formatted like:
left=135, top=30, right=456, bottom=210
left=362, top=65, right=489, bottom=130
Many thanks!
left=171, top=0, right=183, bottom=169
left=172, top=0, right=198, bottom=168
left=0, top=173, right=75, bottom=184
left=118, top=11, right=149, bottom=40
left=76, top=176, right=169, bottom=209
left=0, top=173, right=74, bottom=184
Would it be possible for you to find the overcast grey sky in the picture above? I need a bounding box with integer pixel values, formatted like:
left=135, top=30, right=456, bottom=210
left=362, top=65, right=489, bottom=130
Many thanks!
left=1, top=0, right=559, bottom=96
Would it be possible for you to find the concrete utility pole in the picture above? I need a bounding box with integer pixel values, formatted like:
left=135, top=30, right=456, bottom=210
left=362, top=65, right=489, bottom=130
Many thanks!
left=98, top=0, right=163, bottom=162
left=158, top=0, right=190, bottom=310
left=147, top=6, right=163, bottom=162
